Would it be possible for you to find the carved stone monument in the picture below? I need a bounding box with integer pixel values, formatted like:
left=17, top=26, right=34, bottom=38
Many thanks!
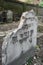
left=2, top=10, right=38, bottom=65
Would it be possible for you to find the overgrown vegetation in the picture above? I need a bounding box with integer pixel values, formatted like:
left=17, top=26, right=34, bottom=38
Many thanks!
left=38, top=26, right=43, bottom=32
left=0, top=0, right=35, bottom=14
left=0, top=1, right=23, bottom=14
left=27, top=57, right=33, bottom=65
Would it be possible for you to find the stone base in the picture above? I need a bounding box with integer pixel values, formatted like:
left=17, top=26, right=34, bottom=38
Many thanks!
left=8, top=47, right=36, bottom=65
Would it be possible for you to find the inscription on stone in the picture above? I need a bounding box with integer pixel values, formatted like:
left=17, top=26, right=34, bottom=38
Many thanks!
left=2, top=10, right=38, bottom=65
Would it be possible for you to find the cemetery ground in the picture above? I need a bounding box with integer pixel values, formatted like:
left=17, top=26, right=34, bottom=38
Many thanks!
left=0, top=20, right=43, bottom=65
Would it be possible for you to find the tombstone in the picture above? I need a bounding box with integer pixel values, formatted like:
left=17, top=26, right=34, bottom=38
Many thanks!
left=7, top=10, right=13, bottom=22
left=2, top=10, right=38, bottom=65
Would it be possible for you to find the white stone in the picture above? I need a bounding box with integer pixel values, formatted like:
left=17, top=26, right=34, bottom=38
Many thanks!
left=34, top=56, right=36, bottom=59
left=34, top=63, right=37, bottom=65
left=2, top=10, right=38, bottom=65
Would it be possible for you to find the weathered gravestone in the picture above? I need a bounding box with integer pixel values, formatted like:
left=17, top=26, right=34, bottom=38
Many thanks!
left=7, top=10, right=13, bottom=22
left=2, top=10, right=38, bottom=65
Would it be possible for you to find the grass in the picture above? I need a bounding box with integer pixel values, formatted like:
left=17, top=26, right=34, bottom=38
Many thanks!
left=27, top=57, right=33, bottom=65
left=38, top=26, right=43, bottom=32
